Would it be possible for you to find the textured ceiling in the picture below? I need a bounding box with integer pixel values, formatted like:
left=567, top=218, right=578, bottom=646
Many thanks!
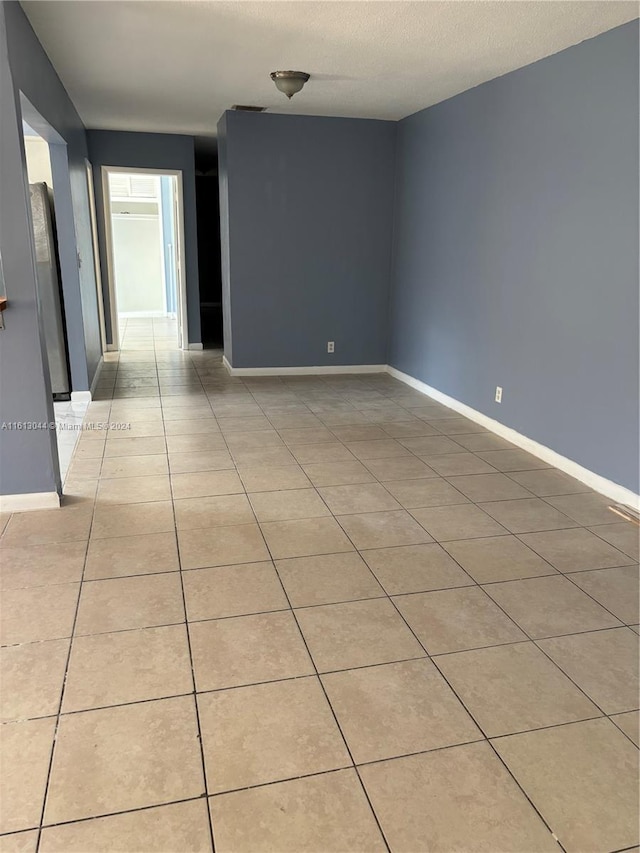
left=21, top=1, right=638, bottom=138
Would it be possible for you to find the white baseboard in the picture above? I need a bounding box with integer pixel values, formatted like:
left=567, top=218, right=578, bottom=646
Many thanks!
left=187, top=343, right=204, bottom=351
left=387, top=365, right=639, bottom=510
left=223, top=356, right=387, bottom=377
left=0, top=491, right=61, bottom=512
left=106, top=344, right=118, bottom=352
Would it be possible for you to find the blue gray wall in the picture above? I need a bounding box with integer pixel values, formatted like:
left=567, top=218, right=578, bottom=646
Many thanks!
left=388, top=21, right=639, bottom=493
left=0, top=1, right=59, bottom=496
left=87, top=130, right=201, bottom=346
left=217, top=111, right=396, bottom=368
left=4, top=0, right=101, bottom=390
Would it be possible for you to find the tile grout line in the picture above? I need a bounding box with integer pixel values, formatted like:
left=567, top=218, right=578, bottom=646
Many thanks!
left=316, top=492, right=571, bottom=853
left=31, top=332, right=120, bottom=848
left=5, top=638, right=639, bottom=722
left=32, top=418, right=109, bottom=852
left=223, top=391, right=396, bottom=850
left=252, top=504, right=394, bottom=853
left=34, top=349, right=122, bottom=845
left=165, top=347, right=218, bottom=853
left=408, top=514, right=624, bottom=723
left=1, top=690, right=633, bottom=834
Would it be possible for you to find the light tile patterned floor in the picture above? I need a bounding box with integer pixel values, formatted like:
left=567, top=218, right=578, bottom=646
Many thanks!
left=1, top=317, right=638, bottom=852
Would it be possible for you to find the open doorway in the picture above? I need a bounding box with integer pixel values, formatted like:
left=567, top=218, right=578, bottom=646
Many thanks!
left=102, top=167, right=187, bottom=352
left=195, top=137, right=223, bottom=349
left=23, top=120, right=71, bottom=400
left=22, top=119, right=85, bottom=484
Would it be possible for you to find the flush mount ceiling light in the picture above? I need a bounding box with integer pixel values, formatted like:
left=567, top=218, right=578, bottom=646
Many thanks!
left=270, top=70, right=310, bottom=100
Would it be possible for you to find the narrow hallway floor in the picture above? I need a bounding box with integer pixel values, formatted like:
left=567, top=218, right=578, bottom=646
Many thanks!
left=1, top=319, right=638, bottom=853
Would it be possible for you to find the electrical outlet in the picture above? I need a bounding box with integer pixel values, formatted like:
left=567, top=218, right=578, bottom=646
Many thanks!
left=495, top=386, right=503, bottom=403
left=327, top=341, right=335, bottom=353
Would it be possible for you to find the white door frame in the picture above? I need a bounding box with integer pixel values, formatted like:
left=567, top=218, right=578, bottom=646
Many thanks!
left=85, top=159, right=107, bottom=354
left=100, top=166, right=188, bottom=351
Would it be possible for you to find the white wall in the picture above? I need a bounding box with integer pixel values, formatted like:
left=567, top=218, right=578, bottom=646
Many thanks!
left=24, top=135, right=52, bottom=185
left=111, top=212, right=165, bottom=315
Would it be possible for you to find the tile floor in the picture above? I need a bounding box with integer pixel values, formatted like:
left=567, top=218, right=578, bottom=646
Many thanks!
left=1, top=317, right=638, bottom=853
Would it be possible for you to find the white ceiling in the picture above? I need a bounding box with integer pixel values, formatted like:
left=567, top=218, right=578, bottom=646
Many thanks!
left=21, top=0, right=638, bottom=138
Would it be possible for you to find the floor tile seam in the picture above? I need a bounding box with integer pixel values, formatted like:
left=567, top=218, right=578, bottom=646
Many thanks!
left=528, top=619, right=639, bottom=699
left=343, top=511, right=618, bottom=756
left=33, top=480, right=99, bottom=853
left=267, top=520, right=391, bottom=853
left=490, top=616, right=617, bottom=721
left=509, top=529, right=637, bottom=573
left=246, top=505, right=392, bottom=851
left=474, top=555, right=632, bottom=629
left=191, top=658, right=432, bottom=694
left=97, top=468, right=173, bottom=483
left=432, top=650, right=620, bottom=729
left=439, top=492, right=578, bottom=516
left=509, top=532, right=638, bottom=620
left=536, top=492, right=617, bottom=527
left=31, top=639, right=638, bottom=727
left=163, top=367, right=218, bottom=853
left=426, top=630, right=570, bottom=849
left=329, top=501, right=567, bottom=849
left=584, top=524, right=639, bottom=561
left=6, top=615, right=630, bottom=652
left=438, top=469, right=538, bottom=497
left=486, top=713, right=640, bottom=747
left=314, top=510, right=498, bottom=745
left=500, top=468, right=594, bottom=495
left=442, top=532, right=561, bottom=579
left=8, top=794, right=209, bottom=836
left=48, top=690, right=196, bottom=719
left=608, top=717, right=640, bottom=750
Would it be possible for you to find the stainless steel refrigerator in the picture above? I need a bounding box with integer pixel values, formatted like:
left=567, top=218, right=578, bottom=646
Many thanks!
left=29, top=182, right=71, bottom=398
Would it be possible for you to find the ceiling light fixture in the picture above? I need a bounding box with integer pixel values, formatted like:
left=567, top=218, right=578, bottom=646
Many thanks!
left=270, top=70, right=310, bottom=100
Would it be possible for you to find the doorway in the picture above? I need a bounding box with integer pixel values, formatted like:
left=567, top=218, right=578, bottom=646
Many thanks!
left=102, top=167, right=187, bottom=351
left=195, top=166, right=223, bottom=348
left=22, top=120, right=70, bottom=398
left=22, top=118, right=85, bottom=484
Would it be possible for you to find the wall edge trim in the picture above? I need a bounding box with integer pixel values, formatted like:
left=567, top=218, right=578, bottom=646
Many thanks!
left=386, top=365, right=640, bottom=509
left=0, top=491, right=61, bottom=512
left=69, top=356, right=103, bottom=404
left=90, top=356, right=104, bottom=396
left=187, top=343, right=204, bottom=351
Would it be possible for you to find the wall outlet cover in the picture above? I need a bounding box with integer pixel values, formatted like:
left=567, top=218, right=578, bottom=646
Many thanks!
left=495, top=386, right=503, bottom=403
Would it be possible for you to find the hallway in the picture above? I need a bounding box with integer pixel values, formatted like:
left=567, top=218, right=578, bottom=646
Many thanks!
left=1, top=320, right=638, bottom=852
